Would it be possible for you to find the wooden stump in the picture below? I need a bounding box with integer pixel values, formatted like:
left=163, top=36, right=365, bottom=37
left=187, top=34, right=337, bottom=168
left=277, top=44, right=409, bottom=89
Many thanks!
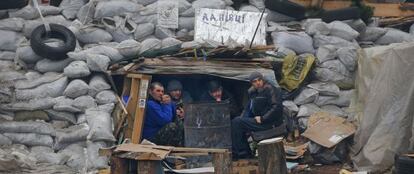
left=212, top=152, right=232, bottom=174
left=110, top=156, right=128, bottom=174
left=257, top=137, right=287, bottom=174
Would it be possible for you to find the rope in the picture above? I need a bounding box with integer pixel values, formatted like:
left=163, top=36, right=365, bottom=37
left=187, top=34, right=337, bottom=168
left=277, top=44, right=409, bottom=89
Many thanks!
left=32, top=0, right=51, bottom=33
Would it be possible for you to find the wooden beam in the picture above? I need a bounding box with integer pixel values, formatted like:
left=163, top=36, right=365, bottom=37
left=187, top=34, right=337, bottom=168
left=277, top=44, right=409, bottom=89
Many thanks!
left=124, top=78, right=140, bottom=139
left=290, top=0, right=414, bottom=17
left=131, top=75, right=151, bottom=144
left=110, top=156, right=128, bottom=174
left=212, top=152, right=232, bottom=174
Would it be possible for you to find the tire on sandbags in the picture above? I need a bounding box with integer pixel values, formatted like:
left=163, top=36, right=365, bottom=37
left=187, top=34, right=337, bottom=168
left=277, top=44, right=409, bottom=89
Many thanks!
left=30, top=23, right=76, bottom=60
left=319, top=7, right=361, bottom=23
left=264, top=0, right=306, bottom=19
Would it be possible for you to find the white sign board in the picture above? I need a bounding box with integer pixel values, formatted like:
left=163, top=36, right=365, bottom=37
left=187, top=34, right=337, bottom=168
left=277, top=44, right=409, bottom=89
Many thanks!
left=194, top=8, right=267, bottom=46
left=157, top=0, right=179, bottom=29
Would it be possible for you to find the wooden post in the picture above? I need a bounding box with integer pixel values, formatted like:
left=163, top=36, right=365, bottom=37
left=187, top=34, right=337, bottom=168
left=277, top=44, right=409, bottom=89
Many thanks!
left=110, top=156, right=128, bottom=174
left=257, top=138, right=287, bottom=174
left=137, top=160, right=164, bottom=174
left=131, top=75, right=151, bottom=144
left=124, top=78, right=140, bottom=139
left=212, top=152, right=232, bottom=174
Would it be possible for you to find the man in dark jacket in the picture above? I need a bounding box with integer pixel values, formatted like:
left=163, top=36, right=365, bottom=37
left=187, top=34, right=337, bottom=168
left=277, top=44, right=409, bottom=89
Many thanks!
left=143, top=82, right=184, bottom=146
left=200, top=80, right=240, bottom=118
left=231, top=72, right=284, bottom=159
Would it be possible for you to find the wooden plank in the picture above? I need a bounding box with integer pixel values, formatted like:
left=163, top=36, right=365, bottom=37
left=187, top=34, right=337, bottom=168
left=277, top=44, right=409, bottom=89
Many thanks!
left=137, top=160, right=163, bottom=174
left=127, top=73, right=144, bottom=79
left=131, top=75, right=151, bottom=144
left=124, top=78, right=140, bottom=139
left=212, top=152, right=232, bottom=174
left=170, top=152, right=210, bottom=157
left=110, top=156, right=128, bottom=174
left=290, top=0, right=414, bottom=17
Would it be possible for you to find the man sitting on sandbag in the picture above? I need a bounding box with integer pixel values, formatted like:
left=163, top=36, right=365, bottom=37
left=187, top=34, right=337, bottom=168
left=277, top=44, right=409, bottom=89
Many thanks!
left=142, top=82, right=184, bottom=146
left=231, top=72, right=284, bottom=159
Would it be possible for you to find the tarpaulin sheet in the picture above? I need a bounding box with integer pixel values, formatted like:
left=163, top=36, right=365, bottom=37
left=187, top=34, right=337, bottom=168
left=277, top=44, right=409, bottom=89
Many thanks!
left=351, top=42, right=414, bottom=172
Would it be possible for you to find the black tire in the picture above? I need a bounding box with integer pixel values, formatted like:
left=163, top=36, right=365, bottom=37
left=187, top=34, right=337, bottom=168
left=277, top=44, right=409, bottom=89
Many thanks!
left=30, top=23, right=76, bottom=60
left=319, top=7, right=361, bottom=23
left=265, top=0, right=306, bottom=19
left=395, top=153, right=414, bottom=174
left=0, top=0, right=28, bottom=10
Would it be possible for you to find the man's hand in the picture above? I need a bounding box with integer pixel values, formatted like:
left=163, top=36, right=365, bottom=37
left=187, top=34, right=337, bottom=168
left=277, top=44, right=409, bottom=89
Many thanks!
left=215, top=97, right=221, bottom=102
left=254, top=116, right=262, bottom=124
left=176, top=107, right=184, bottom=119
left=161, top=95, right=171, bottom=104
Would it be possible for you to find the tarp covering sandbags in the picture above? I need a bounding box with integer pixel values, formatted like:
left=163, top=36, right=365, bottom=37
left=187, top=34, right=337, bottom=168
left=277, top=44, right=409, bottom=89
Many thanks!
left=351, top=42, right=414, bottom=172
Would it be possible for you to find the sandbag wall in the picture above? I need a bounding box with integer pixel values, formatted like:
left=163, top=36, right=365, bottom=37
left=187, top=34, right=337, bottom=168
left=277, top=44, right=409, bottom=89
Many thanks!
left=273, top=18, right=414, bottom=163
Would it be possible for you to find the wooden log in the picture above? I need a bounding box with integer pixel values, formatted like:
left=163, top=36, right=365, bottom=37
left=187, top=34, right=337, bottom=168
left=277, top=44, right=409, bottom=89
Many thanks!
left=257, top=138, right=287, bottom=174
left=110, top=156, right=128, bottom=174
left=137, top=160, right=164, bottom=174
left=212, top=152, right=232, bottom=174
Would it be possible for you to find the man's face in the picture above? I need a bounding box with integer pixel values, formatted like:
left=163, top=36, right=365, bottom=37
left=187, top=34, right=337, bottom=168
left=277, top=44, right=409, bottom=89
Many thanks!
left=210, top=88, right=223, bottom=101
left=150, top=85, right=164, bottom=101
left=251, top=78, right=264, bottom=89
left=169, top=90, right=182, bottom=100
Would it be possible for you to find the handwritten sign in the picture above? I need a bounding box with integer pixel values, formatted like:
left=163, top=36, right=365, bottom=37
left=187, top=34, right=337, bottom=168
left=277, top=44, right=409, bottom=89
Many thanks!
left=157, top=0, right=178, bottom=29
left=195, top=8, right=267, bottom=46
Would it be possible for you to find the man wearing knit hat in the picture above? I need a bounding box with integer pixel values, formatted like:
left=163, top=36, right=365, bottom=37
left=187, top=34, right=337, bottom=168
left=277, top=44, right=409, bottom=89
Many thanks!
left=231, top=72, right=284, bottom=159
left=200, top=80, right=241, bottom=118
left=167, top=80, right=193, bottom=119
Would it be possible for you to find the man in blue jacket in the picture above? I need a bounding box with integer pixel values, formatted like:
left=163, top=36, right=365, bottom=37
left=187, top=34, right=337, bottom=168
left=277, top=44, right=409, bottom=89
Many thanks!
left=143, top=82, right=184, bottom=146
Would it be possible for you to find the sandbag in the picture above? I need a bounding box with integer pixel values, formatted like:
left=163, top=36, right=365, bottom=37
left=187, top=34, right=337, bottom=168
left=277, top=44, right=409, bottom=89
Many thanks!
left=314, top=90, right=354, bottom=107
left=181, top=41, right=202, bottom=49
left=297, top=103, right=321, bottom=117
left=0, top=18, right=24, bottom=31
left=102, top=16, right=136, bottom=42
left=271, top=31, right=314, bottom=54
left=39, top=5, right=62, bottom=16
left=180, top=7, right=195, bottom=17
left=86, top=141, right=109, bottom=169
left=359, top=27, right=387, bottom=42
left=0, top=134, right=12, bottom=145
left=95, top=90, right=117, bottom=104
left=73, top=95, right=97, bottom=112
left=53, top=96, right=81, bottom=113
left=59, top=0, right=85, bottom=20
left=305, top=20, right=330, bottom=36
left=30, top=146, right=68, bottom=165
left=313, top=34, right=356, bottom=49
left=192, top=0, right=226, bottom=9
left=4, top=133, right=54, bottom=147
left=134, top=0, right=157, bottom=6
left=328, top=21, right=359, bottom=41
left=116, top=40, right=141, bottom=58
left=1, top=97, right=57, bottom=111
left=0, top=87, right=12, bottom=104
left=249, top=0, right=265, bottom=9
left=319, top=60, right=352, bottom=77
left=282, top=100, right=299, bottom=118
left=58, top=143, right=86, bottom=171
left=76, top=114, right=86, bottom=124
left=15, top=72, right=63, bottom=89
left=0, top=71, right=25, bottom=82
left=63, top=61, right=91, bottom=78
left=375, top=28, right=414, bottom=45
left=314, top=67, right=354, bottom=89
left=134, top=23, right=155, bottom=41
left=316, top=45, right=337, bottom=63
left=86, top=108, right=115, bottom=142
left=94, top=0, right=144, bottom=19
left=140, top=38, right=162, bottom=53
left=343, top=19, right=366, bottom=35
left=321, top=105, right=348, bottom=118
left=88, top=75, right=111, bottom=97
left=72, top=25, right=113, bottom=45
left=68, top=45, right=123, bottom=62
left=130, top=13, right=157, bottom=25
left=8, top=5, right=39, bottom=20
left=98, top=103, right=115, bottom=114
left=337, top=47, right=357, bottom=71
left=76, top=1, right=95, bottom=24
left=178, top=17, right=195, bottom=31
left=51, top=120, right=70, bottom=130
left=23, top=15, right=72, bottom=38
left=16, top=45, right=43, bottom=64
left=63, top=79, right=89, bottom=99
left=307, top=82, right=340, bottom=96
left=15, top=76, right=68, bottom=101
left=0, top=30, right=22, bottom=51
left=45, top=109, right=77, bottom=124
left=155, top=27, right=175, bottom=39
left=0, top=121, right=55, bottom=136
left=86, top=54, right=111, bottom=72
left=0, top=51, right=15, bottom=61
left=54, top=124, right=89, bottom=150
left=161, top=37, right=182, bottom=48
left=35, top=58, right=74, bottom=73
left=293, top=88, right=319, bottom=105
left=14, top=110, right=50, bottom=121
left=0, top=60, right=14, bottom=70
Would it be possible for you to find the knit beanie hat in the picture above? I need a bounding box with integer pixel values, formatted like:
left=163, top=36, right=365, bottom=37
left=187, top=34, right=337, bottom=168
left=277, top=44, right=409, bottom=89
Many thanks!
left=248, top=71, right=264, bottom=82
left=167, top=80, right=183, bottom=92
